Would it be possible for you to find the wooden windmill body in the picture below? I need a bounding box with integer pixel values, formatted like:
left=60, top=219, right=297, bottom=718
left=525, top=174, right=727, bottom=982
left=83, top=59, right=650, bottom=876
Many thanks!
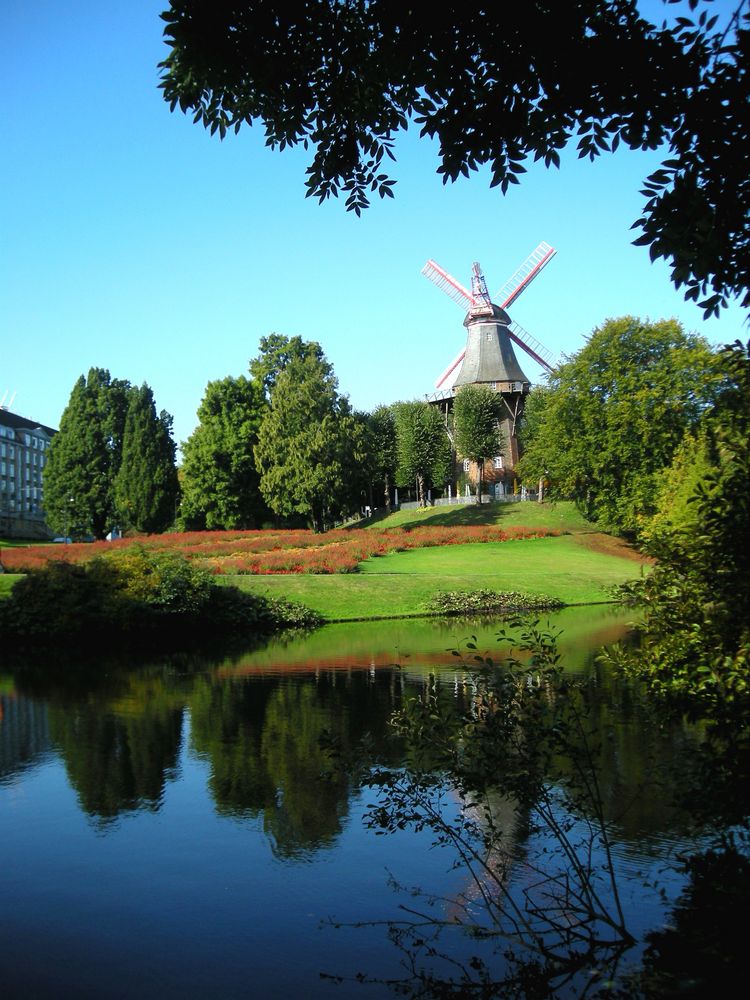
left=423, top=243, right=557, bottom=496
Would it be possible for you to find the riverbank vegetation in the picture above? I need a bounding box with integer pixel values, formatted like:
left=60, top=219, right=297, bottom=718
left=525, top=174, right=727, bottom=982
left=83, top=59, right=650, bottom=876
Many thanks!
left=0, top=546, right=320, bottom=650
left=1, top=502, right=648, bottom=624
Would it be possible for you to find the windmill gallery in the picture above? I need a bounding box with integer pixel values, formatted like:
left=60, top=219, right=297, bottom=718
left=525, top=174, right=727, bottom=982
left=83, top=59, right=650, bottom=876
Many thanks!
left=422, top=242, right=556, bottom=500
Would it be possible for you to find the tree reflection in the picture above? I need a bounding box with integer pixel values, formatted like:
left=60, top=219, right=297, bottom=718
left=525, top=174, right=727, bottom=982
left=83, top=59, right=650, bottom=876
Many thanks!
left=48, top=699, right=183, bottom=822
left=189, top=669, right=403, bottom=858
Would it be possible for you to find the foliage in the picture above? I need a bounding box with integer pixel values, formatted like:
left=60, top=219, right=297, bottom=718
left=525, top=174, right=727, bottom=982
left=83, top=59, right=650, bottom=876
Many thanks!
left=43, top=368, right=177, bottom=540
left=341, top=620, right=634, bottom=995
left=114, top=384, right=179, bottom=533
left=0, top=544, right=322, bottom=645
left=394, top=401, right=452, bottom=507
left=424, top=589, right=564, bottom=616
left=517, top=316, right=725, bottom=536
left=179, top=375, right=270, bottom=530
left=249, top=333, right=328, bottom=398
left=453, top=385, right=502, bottom=502
left=254, top=350, right=363, bottom=531
left=44, top=368, right=129, bottom=539
left=1, top=523, right=556, bottom=576
left=159, top=1, right=750, bottom=316
left=368, top=403, right=398, bottom=513
left=636, top=429, right=715, bottom=548
left=608, top=340, right=750, bottom=713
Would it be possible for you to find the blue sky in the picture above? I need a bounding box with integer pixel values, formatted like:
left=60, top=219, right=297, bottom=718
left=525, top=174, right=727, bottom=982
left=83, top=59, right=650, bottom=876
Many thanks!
left=2, top=0, right=747, bottom=453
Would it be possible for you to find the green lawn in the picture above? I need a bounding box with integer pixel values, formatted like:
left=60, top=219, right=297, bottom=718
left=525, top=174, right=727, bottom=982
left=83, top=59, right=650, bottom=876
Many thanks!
left=225, top=534, right=648, bottom=621
left=0, top=575, right=24, bottom=599
left=362, top=499, right=595, bottom=534
left=0, top=502, right=647, bottom=621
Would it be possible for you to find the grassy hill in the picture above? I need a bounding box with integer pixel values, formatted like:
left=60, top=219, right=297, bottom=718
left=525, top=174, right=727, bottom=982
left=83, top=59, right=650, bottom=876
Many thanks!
left=1, top=502, right=650, bottom=622
left=227, top=501, right=649, bottom=621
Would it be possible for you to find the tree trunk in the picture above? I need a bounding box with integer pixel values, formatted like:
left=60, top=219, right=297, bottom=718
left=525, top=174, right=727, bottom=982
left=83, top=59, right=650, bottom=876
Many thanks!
left=477, top=460, right=483, bottom=504
left=417, top=472, right=426, bottom=507
left=384, top=473, right=391, bottom=513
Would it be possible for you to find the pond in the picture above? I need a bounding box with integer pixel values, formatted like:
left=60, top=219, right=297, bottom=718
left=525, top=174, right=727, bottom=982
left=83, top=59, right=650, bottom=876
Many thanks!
left=0, top=606, right=721, bottom=998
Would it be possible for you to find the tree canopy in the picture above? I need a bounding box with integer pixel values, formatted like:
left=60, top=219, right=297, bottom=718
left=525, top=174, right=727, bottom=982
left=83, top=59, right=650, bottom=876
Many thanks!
left=517, top=316, right=726, bottom=535
left=43, top=369, right=177, bottom=539
left=44, top=369, right=136, bottom=539
left=394, top=401, right=452, bottom=507
left=249, top=333, right=329, bottom=399
left=452, top=385, right=501, bottom=502
left=611, top=339, right=750, bottom=710
left=254, top=350, right=363, bottom=530
left=114, top=385, right=179, bottom=534
left=159, top=0, right=749, bottom=317
left=179, top=375, right=270, bottom=529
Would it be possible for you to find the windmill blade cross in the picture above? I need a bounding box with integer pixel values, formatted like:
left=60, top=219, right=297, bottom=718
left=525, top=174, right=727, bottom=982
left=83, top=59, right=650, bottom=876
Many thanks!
left=435, top=348, right=466, bottom=389
left=422, top=259, right=476, bottom=310
left=497, top=242, right=556, bottom=310
left=508, top=320, right=556, bottom=373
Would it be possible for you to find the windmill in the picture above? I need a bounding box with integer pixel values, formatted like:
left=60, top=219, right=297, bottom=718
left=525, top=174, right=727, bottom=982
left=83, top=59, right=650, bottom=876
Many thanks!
left=423, top=241, right=557, bottom=393
left=422, top=242, right=557, bottom=492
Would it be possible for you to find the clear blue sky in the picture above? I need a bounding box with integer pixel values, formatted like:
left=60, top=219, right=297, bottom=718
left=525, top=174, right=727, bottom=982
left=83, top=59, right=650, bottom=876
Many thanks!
left=2, top=1, right=746, bottom=453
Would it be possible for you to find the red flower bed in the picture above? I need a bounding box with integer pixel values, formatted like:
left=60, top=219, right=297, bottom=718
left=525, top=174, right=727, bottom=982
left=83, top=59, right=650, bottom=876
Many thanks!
left=0, top=524, right=559, bottom=575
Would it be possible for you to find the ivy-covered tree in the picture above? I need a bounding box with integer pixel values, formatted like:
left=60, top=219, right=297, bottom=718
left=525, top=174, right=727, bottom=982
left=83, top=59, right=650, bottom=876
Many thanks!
left=517, top=316, right=726, bottom=536
left=254, top=351, right=359, bottom=531
left=394, top=401, right=452, bottom=507
left=159, top=1, right=749, bottom=317
left=179, top=375, right=270, bottom=530
left=44, top=368, right=132, bottom=539
left=452, top=385, right=501, bottom=504
left=114, top=384, right=179, bottom=534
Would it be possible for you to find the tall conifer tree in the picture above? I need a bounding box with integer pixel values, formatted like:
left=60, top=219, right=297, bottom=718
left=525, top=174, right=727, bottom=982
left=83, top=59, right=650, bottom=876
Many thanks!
left=114, top=384, right=179, bottom=533
left=44, top=368, right=129, bottom=539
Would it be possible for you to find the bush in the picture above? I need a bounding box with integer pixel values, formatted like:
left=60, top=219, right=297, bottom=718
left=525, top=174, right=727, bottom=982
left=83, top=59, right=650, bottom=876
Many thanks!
left=0, top=546, right=322, bottom=646
left=425, top=589, right=564, bottom=617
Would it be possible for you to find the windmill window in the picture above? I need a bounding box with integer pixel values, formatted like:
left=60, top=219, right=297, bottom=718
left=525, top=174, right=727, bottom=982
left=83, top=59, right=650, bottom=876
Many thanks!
left=490, top=381, right=496, bottom=390
left=463, top=459, right=471, bottom=472
left=486, top=332, right=492, bottom=341
left=494, top=456, right=503, bottom=470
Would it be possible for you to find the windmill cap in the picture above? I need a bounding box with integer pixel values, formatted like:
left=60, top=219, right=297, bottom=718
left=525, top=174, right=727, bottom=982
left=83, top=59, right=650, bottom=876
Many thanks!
left=463, top=303, right=511, bottom=327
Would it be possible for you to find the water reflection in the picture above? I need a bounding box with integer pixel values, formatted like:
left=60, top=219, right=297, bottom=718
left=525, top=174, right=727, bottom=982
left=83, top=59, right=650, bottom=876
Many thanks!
left=0, top=607, right=714, bottom=997
left=48, top=703, right=184, bottom=822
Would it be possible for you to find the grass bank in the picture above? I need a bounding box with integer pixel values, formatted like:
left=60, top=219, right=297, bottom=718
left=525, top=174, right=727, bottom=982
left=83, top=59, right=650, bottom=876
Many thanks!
left=224, top=534, right=648, bottom=621
left=362, top=500, right=594, bottom=533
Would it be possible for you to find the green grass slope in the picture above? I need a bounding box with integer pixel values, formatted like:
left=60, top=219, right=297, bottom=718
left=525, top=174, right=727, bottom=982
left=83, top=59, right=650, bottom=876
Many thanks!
left=227, top=534, right=647, bottom=621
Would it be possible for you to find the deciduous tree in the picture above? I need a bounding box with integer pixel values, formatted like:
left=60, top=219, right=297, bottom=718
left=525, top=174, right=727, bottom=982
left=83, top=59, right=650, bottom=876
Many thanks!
left=452, top=385, right=501, bottom=503
left=394, top=401, right=451, bottom=507
left=179, top=375, right=269, bottom=529
left=517, top=317, right=726, bottom=535
left=369, top=403, right=398, bottom=513
left=611, top=340, right=750, bottom=710
left=159, top=0, right=749, bottom=316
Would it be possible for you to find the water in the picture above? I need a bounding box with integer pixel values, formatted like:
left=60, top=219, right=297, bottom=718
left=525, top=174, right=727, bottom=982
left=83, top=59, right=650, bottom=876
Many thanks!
left=0, top=607, right=713, bottom=998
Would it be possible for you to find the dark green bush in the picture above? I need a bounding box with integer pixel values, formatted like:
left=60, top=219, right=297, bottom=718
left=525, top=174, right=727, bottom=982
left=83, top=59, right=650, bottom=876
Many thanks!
left=425, top=589, right=564, bottom=617
left=0, top=547, right=321, bottom=646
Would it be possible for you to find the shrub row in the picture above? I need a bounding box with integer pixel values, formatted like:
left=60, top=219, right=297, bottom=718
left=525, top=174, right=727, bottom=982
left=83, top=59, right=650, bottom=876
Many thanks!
left=424, top=589, right=565, bottom=616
